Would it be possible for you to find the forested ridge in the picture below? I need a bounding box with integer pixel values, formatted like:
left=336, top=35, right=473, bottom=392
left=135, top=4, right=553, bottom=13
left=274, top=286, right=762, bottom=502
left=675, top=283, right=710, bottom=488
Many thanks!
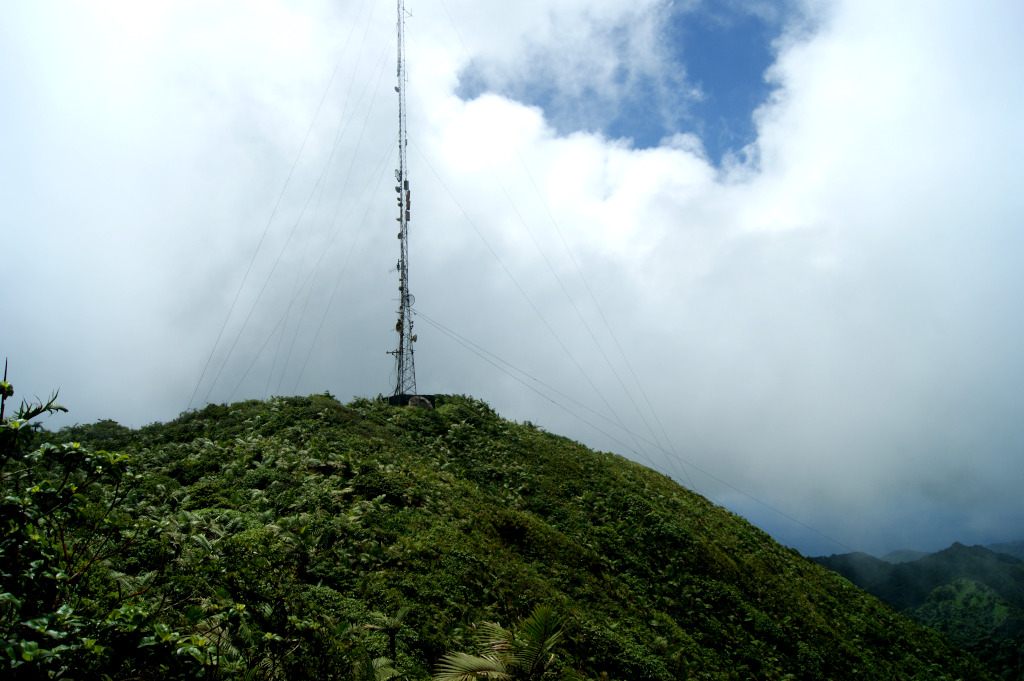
left=1, top=384, right=994, bottom=679
left=815, top=545, right=1024, bottom=679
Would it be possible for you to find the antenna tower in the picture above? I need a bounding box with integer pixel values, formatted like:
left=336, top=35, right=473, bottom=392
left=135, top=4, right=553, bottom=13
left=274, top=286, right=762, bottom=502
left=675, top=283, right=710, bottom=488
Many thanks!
left=388, top=0, right=418, bottom=402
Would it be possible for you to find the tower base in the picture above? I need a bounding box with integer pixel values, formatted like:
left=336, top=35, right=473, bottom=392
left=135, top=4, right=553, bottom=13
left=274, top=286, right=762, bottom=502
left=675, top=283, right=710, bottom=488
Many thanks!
left=387, top=394, right=435, bottom=409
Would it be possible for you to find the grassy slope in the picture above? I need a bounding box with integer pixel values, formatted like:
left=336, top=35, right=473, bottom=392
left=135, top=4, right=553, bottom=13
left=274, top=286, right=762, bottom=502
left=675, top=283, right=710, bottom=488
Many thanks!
left=53, top=394, right=992, bottom=680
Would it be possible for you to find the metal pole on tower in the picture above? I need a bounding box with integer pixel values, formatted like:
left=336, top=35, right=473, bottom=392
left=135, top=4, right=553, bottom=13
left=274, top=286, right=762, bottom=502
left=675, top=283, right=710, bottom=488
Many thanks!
left=388, top=0, right=419, bottom=404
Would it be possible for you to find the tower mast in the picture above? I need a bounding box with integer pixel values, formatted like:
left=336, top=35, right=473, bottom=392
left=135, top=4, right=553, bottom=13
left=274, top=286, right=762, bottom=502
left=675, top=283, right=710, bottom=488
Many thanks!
left=389, top=0, right=417, bottom=401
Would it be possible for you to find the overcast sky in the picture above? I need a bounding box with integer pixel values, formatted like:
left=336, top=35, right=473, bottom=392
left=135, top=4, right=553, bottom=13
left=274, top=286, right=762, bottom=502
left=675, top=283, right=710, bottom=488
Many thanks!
left=3, top=0, right=1023, bottom=558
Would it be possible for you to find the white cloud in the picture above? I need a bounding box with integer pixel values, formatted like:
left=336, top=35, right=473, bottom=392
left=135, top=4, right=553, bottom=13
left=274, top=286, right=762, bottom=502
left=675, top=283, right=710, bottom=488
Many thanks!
left=416, top=0, right=691, bottom=136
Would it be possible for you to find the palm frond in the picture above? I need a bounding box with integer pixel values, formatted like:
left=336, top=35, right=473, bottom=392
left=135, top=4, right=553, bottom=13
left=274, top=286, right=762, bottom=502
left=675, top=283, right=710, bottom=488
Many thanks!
left=474, top=621, right=514, bottom=653
left=367, top=605, right=412, bottom=630
left=511, top=605, right=563, bottom=675
left=433, top=651, right=511, bottom=681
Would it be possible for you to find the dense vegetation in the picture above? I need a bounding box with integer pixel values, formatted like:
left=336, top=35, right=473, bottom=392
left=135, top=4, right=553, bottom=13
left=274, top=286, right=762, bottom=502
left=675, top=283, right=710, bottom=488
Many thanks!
left=2, top=382, right=995, bottom=679
left=815, top=545, right=1024, bottom=679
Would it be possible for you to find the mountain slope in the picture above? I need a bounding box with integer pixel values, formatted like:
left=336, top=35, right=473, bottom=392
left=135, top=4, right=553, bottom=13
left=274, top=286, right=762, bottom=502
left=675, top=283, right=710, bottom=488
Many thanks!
left=917, top=578, right=1024, bottom=677
left=986, top=541, right=1024, bottom=561
left=815, top=543, right=1024, bottom=611
left=815, top=543, right=1024, bottom=679
left=882, top=549, right=930, bottom=564
left=10, top=394, right=993, bottom=679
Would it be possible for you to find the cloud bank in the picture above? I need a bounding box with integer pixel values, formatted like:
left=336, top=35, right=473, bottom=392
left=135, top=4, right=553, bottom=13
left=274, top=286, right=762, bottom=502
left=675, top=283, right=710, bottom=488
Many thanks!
left=2, top=0, right=1022, bottom=556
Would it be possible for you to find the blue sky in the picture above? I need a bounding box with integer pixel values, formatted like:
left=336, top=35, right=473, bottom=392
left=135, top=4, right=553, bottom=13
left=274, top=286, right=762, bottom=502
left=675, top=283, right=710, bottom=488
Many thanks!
left=2, top=0, right=1023, bottom=558
left=663, top=5, right=780, bottom=160
left=456, top=2, right=785, bottom=163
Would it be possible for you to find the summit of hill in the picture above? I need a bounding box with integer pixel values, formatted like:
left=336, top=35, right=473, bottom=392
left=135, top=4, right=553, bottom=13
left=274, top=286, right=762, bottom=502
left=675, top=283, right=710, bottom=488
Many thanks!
left=4, top=393, right=994, bottom=679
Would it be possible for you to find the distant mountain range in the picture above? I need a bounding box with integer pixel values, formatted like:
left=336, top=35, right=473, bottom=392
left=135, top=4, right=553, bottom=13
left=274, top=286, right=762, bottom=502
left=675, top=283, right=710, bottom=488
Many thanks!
left=984, top=541, right=1024, bottom=560
left=814, top=541, right=1024, bottom=679
left=881, top=541, right=1024, bottom=564
left=880, top=548, right=930, bottom=563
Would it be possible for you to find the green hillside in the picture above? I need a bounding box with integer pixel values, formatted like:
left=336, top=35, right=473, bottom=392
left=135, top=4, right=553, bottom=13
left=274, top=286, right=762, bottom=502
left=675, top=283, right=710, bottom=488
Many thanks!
left=2, top=389, right=994, bottom=680
left=814, top=544, right=1024, bottom=679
